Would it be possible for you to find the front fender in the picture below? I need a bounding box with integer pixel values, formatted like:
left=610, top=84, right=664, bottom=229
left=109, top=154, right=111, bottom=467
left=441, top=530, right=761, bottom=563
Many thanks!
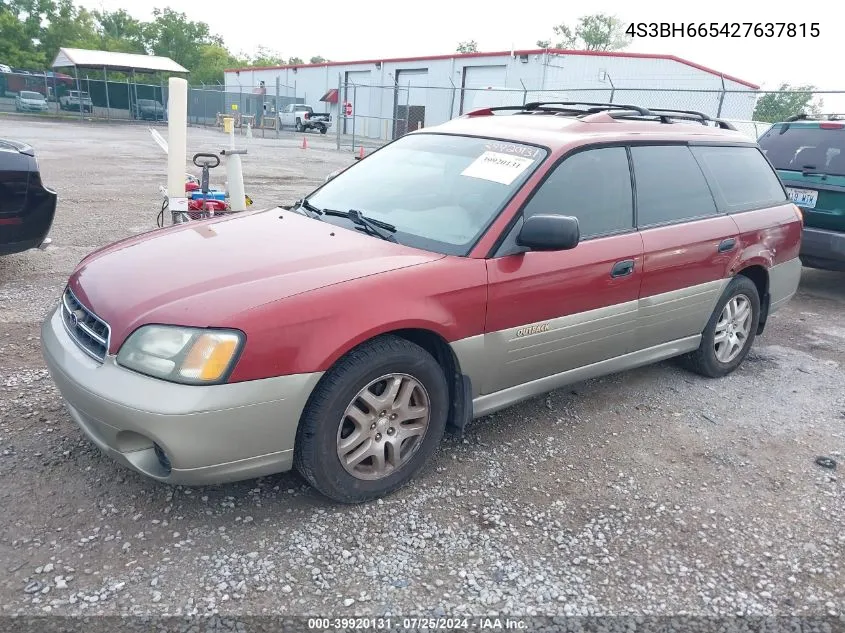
left=226, top=256, right=489, bottom=382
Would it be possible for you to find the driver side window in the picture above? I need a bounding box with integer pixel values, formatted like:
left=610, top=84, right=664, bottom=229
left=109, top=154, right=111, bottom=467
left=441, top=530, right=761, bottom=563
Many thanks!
left=523, top=146, right=635, bottom=240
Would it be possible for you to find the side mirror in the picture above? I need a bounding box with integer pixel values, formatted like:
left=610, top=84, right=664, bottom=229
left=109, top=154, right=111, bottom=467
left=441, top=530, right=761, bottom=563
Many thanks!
left=516, top=214, right=580, bottom=251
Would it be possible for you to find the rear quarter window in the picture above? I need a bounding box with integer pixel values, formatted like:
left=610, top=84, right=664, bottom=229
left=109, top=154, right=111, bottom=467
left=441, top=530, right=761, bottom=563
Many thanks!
left=691, top=145, right=787, bottom=212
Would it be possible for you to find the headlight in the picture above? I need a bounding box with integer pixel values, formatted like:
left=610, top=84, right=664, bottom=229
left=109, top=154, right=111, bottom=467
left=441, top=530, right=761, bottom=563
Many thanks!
left=117, top=325, right=244, bottom=385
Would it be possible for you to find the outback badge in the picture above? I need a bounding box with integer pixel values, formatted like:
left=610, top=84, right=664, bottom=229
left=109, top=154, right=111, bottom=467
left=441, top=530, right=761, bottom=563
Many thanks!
left=516, top=323, right=551, bottom=338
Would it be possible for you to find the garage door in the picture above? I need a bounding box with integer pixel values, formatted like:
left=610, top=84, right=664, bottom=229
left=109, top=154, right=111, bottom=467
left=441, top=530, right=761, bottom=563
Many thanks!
left=344, top=70, right=372, bottom=136
left=460, top=65, right=508, bottom=114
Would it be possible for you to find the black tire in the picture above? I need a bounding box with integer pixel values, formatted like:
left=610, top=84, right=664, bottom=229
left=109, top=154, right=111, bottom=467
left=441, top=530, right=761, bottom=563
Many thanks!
left=295, top=118, right=303, bottom=132
left=680, top=275, right=761, bottom=378
left=294, top=335, right=449, bottom=503
left=319, top=125, right=327, bottom=134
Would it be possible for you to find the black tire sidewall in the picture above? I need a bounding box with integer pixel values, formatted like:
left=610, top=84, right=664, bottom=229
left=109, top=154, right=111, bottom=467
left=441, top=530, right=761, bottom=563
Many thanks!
left=298, top=340, right=449, bottom=502
left=698, top=276, right=761, bottom=376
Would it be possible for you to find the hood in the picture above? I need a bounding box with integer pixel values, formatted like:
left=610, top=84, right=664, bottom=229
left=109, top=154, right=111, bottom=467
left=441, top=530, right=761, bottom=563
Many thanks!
left=69, top=208, right=444, bottom=351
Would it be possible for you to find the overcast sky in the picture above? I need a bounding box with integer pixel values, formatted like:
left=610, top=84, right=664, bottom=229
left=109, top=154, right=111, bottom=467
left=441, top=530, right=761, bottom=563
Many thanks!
left=81, top=0, right=840, bottom=97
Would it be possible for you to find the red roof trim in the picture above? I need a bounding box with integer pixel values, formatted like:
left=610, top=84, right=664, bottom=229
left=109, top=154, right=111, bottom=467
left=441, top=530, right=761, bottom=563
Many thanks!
left=224, top=48, right=759, bottom=89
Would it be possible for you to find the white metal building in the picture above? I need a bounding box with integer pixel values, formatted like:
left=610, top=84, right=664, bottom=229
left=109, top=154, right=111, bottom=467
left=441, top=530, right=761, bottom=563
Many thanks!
left=224, top=48, right=759, bottom=141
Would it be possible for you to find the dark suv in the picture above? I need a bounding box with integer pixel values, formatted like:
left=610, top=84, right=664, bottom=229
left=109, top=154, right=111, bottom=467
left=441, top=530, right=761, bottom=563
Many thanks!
left=0, top=139, right=57, bottom=256
left=757, top=114, right=845, bottom=271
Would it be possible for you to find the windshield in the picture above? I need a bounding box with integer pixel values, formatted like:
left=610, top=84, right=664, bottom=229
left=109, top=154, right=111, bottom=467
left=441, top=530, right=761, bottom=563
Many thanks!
left=20, top=91, right=42, bottom=99
left=758, top=124, right=845, bottom=176
left=306, top=133, right=548, bottom=256
left=138, top=99, right=161, bottom=107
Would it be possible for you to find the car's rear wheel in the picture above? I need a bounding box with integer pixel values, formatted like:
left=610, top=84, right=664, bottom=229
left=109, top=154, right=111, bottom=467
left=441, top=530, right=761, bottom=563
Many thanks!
left=319, top=125, right=327, bottom=134
left=681, top=275, right=760, bottom=378
left=294, top=335, right=449, bottom=503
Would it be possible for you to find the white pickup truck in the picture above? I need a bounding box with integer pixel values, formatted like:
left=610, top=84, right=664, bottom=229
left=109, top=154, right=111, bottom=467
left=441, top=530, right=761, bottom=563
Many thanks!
left=279, top=104, right=331, bottom=134
left=59, top=90, right=93, bottom=113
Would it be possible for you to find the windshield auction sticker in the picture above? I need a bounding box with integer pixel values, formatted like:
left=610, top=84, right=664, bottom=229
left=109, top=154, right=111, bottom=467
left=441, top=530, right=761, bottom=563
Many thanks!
left=461, top=151, right=535, bottom=185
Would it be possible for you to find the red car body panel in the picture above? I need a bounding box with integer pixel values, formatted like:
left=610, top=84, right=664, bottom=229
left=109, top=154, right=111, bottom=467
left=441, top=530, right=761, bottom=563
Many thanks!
left=485, top=233, right=644, bottom=332
left=638, top=215, right=741, bottom=299
left=225, top=253, right=489, bottom=382
left=731, top=203, right=803, bottom=268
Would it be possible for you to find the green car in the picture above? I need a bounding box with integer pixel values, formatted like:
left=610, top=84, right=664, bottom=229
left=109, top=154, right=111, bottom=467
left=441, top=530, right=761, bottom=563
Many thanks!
left=757, top=114, right=845, bottom=271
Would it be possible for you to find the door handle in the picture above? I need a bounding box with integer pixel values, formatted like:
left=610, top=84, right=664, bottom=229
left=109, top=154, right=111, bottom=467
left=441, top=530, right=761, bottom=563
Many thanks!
left=718, top=238, right=737, bottom=253
left=610, top=259, right=635, bottom=278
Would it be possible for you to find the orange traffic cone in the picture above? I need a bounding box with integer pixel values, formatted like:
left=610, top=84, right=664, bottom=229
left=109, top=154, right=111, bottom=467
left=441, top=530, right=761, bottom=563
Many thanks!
left=358, top=145, right=365, bottom=159
left=301, top=136, right=308, bottom=149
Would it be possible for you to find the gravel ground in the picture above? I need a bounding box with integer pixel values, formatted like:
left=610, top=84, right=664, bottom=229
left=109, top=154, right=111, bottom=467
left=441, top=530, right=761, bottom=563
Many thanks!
left=0, top=118, right=843, bottom=623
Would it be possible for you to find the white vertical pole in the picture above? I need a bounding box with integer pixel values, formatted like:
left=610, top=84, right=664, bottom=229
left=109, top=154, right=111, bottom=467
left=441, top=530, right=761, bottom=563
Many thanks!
left=167, top=77, right=189, bottom=218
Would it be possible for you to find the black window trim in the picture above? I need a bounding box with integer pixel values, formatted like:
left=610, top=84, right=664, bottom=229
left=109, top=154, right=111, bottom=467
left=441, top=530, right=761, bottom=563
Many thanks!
left=488, top=137, right=791, bottom=259
left=488, top=140, right=638, bottom=258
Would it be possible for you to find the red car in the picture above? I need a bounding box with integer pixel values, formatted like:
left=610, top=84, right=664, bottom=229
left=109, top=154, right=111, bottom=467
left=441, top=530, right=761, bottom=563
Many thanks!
left=41, top=102, right=803, bottom=503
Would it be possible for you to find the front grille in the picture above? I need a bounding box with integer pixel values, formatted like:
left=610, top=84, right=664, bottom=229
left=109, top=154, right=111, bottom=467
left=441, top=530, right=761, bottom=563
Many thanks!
left=61, top=287, right=111, bottom=363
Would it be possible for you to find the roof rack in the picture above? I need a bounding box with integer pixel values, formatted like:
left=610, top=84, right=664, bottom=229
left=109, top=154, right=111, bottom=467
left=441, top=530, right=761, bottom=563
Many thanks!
left=464, top=101, right=737, bottom=130
left=617, top=107, right=738, bottom=130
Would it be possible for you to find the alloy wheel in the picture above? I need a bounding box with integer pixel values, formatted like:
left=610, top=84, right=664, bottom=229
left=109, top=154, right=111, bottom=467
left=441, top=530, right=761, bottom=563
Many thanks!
left=336, top=373, right=431, bottom=481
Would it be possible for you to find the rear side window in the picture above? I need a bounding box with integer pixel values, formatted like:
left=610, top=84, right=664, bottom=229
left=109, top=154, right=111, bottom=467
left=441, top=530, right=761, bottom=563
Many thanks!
left=758, top=124, right=845, bottom=176
left=631, top=145, right=717, bottom=227
left=691, top=146, right=787, bottom=212
left=523, top=146, right=634, bottom=239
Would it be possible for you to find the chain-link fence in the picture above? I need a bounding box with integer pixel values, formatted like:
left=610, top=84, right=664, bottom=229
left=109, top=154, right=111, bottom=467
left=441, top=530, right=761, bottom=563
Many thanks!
left=4, top=69, right=844, bottom=148
left=335, top=81, right=845, bottom=148
left=0, top=71, right=303, bottom=130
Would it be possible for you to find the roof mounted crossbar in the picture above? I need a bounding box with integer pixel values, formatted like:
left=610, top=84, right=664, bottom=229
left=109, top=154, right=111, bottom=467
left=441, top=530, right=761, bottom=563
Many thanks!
left=614, top=107, right=738, bottom=130
left=463, top=101, right=738, bottom=130
left=522, top=101, right=654, bottom=116
left=465, top=102, right=655, bottom=118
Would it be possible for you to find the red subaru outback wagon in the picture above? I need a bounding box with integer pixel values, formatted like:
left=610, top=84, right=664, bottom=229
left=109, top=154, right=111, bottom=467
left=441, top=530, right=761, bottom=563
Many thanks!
left=41, top=102, right=803, bottom=503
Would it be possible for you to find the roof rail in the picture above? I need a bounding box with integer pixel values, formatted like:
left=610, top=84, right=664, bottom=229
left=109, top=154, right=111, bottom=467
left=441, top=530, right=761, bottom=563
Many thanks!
left=463, top=101, right=737, bottom=130
left=465, top=102, right=654, bottom=118
left=522, top=101, right=654, bottom=116
left=640, top=108, right=738, bottom=130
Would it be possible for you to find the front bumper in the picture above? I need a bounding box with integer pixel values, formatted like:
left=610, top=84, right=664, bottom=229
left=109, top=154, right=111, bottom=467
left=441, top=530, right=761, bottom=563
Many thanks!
left=800, top=227, right=845, bottom=272
left=41, top=305, right=323, bottom=485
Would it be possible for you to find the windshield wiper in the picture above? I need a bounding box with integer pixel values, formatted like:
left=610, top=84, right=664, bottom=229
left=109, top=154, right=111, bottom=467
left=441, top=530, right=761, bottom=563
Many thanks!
left=290, top=197, right=324, bottom=218
left=320, top=208, right=398, bottom=242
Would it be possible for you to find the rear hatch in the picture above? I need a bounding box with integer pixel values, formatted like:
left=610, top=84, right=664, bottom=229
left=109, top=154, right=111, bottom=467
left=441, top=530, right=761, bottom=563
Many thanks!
left=757, top=120, right=845, bottom=232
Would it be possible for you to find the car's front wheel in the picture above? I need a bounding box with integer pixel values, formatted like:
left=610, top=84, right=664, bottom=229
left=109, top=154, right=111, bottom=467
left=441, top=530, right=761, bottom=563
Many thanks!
left=294, top=335, right=449, bottom=503
left=681, top=275, right=761, bottom=378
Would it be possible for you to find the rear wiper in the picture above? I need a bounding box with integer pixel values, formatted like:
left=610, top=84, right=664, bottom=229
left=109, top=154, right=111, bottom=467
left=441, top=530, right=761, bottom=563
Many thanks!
left=321, top=208, right=398, bottom=242
left=801, top=166, right=828, bottom=179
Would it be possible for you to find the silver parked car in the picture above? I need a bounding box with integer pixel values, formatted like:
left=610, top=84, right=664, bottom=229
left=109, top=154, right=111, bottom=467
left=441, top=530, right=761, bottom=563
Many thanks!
left=15, top=90, right=49, bottom=113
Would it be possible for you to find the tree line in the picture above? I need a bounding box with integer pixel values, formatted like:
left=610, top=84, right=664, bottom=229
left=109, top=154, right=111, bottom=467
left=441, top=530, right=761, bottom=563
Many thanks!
left=0, top=0, right=328, bottom=84
left=0, top=0, right=823, bottom=120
